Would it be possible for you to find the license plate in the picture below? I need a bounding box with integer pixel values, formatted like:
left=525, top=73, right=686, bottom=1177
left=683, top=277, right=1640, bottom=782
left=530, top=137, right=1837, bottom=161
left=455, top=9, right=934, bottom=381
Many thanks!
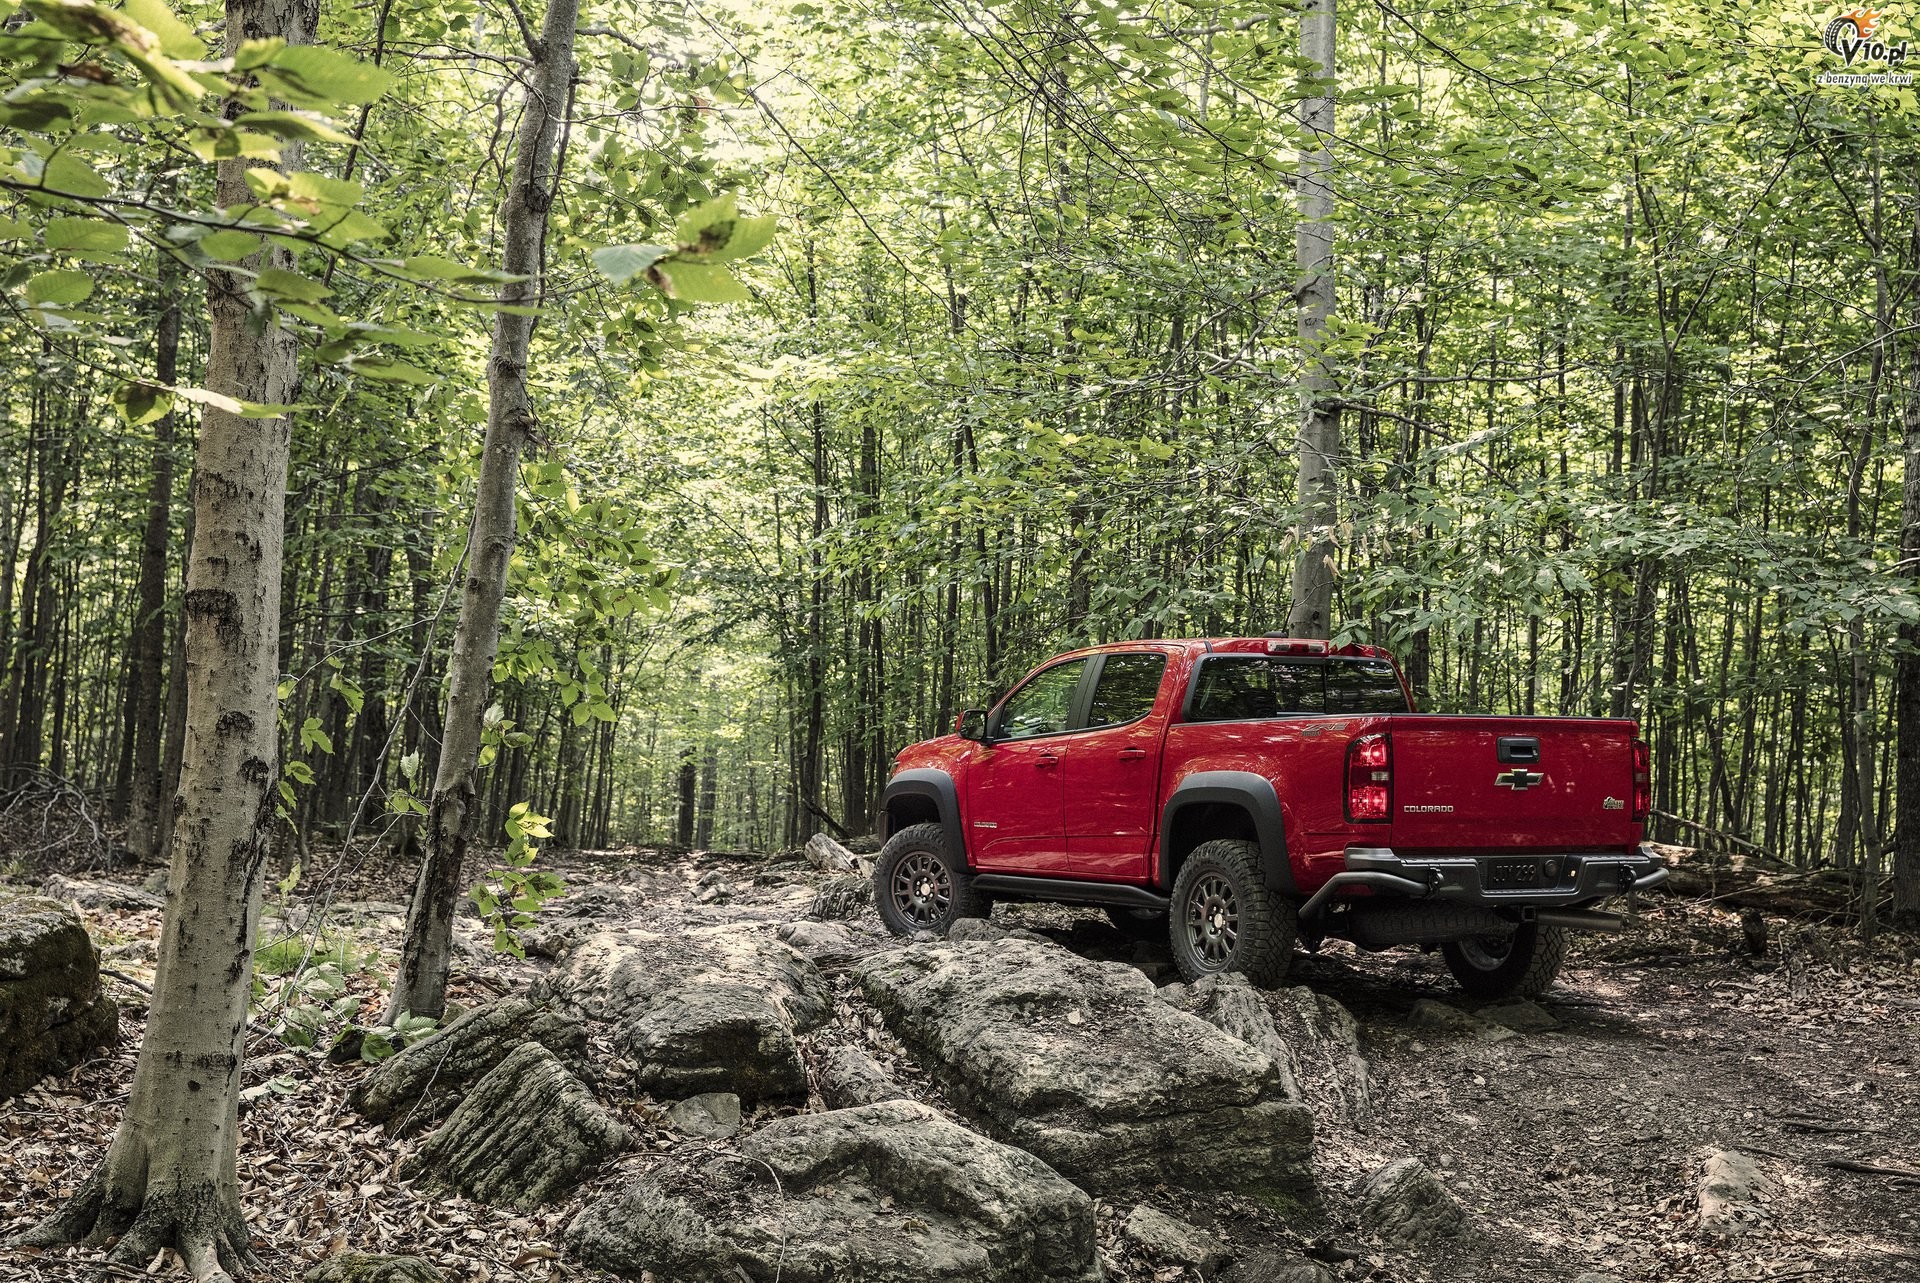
left=1487, top=859, right=1541, bottom=889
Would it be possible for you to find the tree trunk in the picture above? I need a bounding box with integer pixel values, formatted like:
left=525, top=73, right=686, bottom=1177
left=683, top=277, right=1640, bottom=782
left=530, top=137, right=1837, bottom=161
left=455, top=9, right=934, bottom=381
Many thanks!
left=389, top=0, right=578, bottom=1021
left=14, top=0, right=308, bottom=1270
left=1287, top=0, right=1339, bottom=640
left=118, top=262, right=182, bottom=860
left=1894, top=354, right=1920, bottom=927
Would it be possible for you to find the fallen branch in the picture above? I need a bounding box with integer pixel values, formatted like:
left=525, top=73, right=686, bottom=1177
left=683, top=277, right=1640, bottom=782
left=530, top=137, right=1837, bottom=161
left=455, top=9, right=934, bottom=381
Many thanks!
left=1825, top=1158, right=1920, bottom=1181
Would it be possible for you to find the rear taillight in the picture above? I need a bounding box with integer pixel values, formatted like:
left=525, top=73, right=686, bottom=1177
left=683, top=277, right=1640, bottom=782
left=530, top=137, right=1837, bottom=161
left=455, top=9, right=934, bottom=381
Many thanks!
left=1631, top=738, right=1651, bottom=822
left=1346, top=732, right=1392, bottom=822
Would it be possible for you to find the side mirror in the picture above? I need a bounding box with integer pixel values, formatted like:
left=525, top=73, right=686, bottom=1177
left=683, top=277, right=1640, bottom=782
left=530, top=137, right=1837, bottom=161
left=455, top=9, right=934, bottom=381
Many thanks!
left=957, top=709, right=989, bottom=742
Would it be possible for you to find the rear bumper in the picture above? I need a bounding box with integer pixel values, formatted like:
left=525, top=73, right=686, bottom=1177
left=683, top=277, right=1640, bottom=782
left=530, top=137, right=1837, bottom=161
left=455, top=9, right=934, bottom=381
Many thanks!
left=1301, top=844, right=1667, bottom=918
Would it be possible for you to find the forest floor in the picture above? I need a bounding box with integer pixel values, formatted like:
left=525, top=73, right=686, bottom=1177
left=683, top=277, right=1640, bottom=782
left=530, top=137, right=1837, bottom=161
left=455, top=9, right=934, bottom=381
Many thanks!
left=3, top=837, right=1919, bottom=1283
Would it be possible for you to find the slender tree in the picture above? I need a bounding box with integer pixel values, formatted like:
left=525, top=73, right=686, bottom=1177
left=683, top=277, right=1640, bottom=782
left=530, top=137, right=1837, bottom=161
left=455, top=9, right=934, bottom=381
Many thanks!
left=1287, top=0, right=1340, bottom=640
left=13, top=0, right=311, bottom=1270
left=388, top=0, right=580, bottom=1021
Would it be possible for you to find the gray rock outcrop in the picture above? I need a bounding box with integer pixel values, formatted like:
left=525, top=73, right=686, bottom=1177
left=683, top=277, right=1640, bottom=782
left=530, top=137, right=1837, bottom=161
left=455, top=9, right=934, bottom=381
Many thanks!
left=534, top=926, right=829, bottom=1104
left=855, top=937, right=1314, bottom=1201
left=1356, top=1158, right=1475, bottom=1248
left=1270, top=987, right=1372, bottom=1127
left=665, top=1091, right=741, bottom=1139
left=1124, top=1204, right=1228, bottom=1271
left=809, top=873, right=871, bottom=920
left=405, top=1042, right=626, bottom=1208
left=354, top=998, right=586, bottom=1133
left=1697, top=1148, right=1776, bottom=1236
left=304, top=1254, right=443, bottom=1283
left=818, top=1043, right=909, bottom=1108
left=39, top=875, right=163, bottom=912
left=1, top=895, right=117, bottom=1098
left=567, top=1099, right=1101, bottom=1282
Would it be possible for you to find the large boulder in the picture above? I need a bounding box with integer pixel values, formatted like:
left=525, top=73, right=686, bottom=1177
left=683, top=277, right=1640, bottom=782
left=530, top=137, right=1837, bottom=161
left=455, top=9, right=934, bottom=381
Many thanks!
left=1271, top=987, right=1373, bottom=1128
left=354, top=998, right=587, bottom=1132
left=405, top=1042, right=626, bottom=1208
left=1, top=895, right=117, bottom=1098
left=567, top=1099, right=1101, bottom=1282
left=533, top=926, right=829, bottom=1104
left=855, top=937, right=1314, bottom=1202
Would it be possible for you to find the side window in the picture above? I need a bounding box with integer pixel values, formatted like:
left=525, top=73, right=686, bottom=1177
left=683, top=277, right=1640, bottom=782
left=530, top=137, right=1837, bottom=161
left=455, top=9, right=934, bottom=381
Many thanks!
left=1086, top=653, right=1168, bottom=728
left=993, top=659, right=1087, bottom=740
left=1188, top=658, right=1323, bottom=722
left=1324, top=659, right=1409, bottom=713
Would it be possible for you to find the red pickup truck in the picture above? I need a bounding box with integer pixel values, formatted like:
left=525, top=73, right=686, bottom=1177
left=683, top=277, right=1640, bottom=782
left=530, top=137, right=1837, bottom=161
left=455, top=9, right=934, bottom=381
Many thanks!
left=875, top=636, right=1666, bottom=999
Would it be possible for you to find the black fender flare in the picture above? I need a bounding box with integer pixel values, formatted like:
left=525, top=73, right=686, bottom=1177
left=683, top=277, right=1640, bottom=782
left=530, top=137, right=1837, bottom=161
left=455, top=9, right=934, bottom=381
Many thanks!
left=1156, top=771, right=1296, bottom=896
left=881, top=769, right=969, bottom=869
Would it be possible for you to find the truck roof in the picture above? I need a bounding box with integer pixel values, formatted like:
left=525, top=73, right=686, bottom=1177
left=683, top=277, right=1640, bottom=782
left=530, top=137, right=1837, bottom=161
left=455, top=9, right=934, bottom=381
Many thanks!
left=1051, top=637, right=1395, bottom=661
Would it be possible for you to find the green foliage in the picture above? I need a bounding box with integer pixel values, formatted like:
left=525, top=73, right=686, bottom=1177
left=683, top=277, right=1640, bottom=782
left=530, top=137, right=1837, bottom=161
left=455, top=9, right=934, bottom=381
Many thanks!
left=468, top=802, right=565, bottom=959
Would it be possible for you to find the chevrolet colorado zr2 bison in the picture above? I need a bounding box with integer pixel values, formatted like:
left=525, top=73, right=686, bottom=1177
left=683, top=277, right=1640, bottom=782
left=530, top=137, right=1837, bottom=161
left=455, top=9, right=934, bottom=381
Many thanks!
left=874, top=637, right=1667, bottom=1000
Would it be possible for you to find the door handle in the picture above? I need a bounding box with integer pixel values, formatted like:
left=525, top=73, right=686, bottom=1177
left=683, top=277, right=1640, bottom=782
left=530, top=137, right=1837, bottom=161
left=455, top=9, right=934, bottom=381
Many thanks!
left=1035, top=753, right=1059, bottom=769
left=1117, top=747, right=1147, bottom=760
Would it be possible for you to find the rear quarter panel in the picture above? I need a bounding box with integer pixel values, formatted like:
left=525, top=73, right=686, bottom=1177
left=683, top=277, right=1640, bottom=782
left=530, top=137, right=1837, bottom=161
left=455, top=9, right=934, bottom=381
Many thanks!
left=1158, top=711, right=1394, bottom=891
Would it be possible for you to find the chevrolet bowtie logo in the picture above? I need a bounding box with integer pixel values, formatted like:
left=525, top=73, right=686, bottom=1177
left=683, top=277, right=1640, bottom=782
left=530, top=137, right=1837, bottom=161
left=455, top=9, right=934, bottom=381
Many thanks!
left=1495, top=768, right=1545, bottom=791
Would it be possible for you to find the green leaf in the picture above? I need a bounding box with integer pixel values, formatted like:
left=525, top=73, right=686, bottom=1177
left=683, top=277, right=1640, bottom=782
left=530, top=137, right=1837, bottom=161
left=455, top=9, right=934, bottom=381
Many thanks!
left=654, top=260, right=749, bottom=304
left=592, top=243, right=671, bottom=285
left=396, top=255, right=518, bottom=284
left=43, top=217, right=127, bottom=254
left=199, top=230, right=263, bottom=260
left=345, top=355, right=436, bottom=384
left=112, top=380, right=173, bottom=425
left=24, top=269, right=92, bottom=306
left=236, top=111, right=353, bottom=144
left=260, top=44, right=393, bottom=108
left=123, top=0, right=205, bottom=57
left=254, top=267, right=331, bottom=303
left=42, top=153, right=108, bottom=199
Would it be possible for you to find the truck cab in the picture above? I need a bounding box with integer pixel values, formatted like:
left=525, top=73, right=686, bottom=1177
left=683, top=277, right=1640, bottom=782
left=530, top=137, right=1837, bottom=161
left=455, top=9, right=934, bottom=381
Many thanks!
left=877, top=637, right=1666, bottom=999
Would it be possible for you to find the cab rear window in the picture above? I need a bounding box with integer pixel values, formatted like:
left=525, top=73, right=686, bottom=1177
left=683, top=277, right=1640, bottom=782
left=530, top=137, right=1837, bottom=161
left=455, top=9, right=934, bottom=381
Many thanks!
left=1186, top=656, right=1408, bottom=721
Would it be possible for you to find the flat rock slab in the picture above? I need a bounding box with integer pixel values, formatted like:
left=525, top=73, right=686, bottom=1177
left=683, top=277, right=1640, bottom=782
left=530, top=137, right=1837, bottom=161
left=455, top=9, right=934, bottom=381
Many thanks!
left=1221, top=1252, right=1336, bottom=1283
left=665, top=1091, right=741, bottom=1139
left=1407, top=999, right=1517, bottom=1043
left=775, top=918, right=862, bottom=964
left=1478, top=999, right=1560, bottom=1033
left=39, top=875, right=163, bottom=912
left=818, top=1043, right=909, bottom=1108
left=406, top=1041, right=626, bottom=1208
left=1125, top=1203, right=1227, bottom=1271
left=305, top=1254, right=443, bottom=1283
left=1356, top=1158, right=1476, bottom=1248
left=533, top=926, right=829, bottom=1104
left=567, top=1099, right=1101, bottom=1283
left=355, top=998, right=586, bottom=1132
left=855, top=937, right=1314, bottom=1201
left=1698, top=1148, right=1777, bottom=1236
left=0, top=895, right=117, bottom=1098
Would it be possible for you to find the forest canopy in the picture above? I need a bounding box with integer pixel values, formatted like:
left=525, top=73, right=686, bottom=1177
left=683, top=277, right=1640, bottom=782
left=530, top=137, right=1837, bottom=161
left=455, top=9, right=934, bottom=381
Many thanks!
left=1, top=0, right=1917, bottom=895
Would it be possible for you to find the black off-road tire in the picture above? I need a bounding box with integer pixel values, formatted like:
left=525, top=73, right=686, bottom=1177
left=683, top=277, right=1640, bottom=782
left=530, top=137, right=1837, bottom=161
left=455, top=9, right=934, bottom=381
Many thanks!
left=874, top=822, right=986, bottom=937
left=1105, top=906, right=1170, bottom=943
left=1169, top=838, right=1295, bottom=987
left=1442, top=921, right=1567, bottom=999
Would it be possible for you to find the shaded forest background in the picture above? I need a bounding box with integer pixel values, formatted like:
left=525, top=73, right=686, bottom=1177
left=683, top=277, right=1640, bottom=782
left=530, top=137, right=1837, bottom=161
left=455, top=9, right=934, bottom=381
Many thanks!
left=2, top=0, right=1917, bottom=907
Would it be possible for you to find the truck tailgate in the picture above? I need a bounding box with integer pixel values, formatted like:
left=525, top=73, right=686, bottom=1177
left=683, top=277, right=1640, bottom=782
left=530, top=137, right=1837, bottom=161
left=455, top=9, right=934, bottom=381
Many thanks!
left=1386, top=716, right=1640, bottom=852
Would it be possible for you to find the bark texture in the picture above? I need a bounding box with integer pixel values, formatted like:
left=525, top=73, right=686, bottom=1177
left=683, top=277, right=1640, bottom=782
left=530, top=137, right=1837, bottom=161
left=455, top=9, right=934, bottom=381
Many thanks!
left=11, top=1, right=311, bottom=1272
left=389, top=0, right=578, bottom=1022
left=1286, top=0, right=1339, bottom=641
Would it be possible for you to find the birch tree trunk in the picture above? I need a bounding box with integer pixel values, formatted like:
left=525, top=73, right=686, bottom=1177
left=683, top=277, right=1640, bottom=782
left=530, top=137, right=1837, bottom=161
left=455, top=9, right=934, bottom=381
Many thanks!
left=388, top=0, right=578, bottom=1021
left=12, top=0, right=310, bottom=1272
left=1287, top=0, right=1340, bottom=641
